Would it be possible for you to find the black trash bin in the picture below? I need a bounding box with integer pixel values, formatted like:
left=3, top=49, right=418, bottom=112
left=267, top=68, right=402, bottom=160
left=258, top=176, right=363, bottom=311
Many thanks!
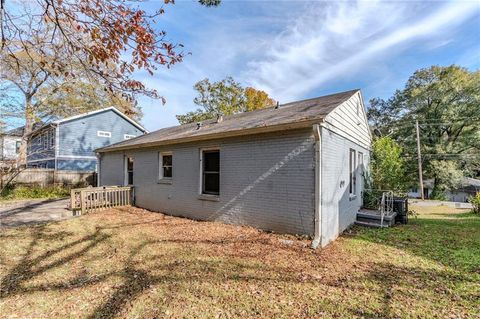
left=393, top=197, right=409, bottom=224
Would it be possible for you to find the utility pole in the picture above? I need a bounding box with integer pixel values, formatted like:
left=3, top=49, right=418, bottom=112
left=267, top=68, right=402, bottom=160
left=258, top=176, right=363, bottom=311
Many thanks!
left=415, top=120, right=424, bottom=200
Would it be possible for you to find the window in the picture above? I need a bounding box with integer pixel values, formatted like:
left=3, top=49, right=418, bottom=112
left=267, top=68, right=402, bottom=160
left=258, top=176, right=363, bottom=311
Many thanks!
left=358, top=152, right=363, bottom=174
left=43, top=132, right=48, bottom=150
left=15, top=141, right=21, bottom=154
left=159, top=153, right=172, bottom=179
left=49, top=130, right=55, bottom=148
left=124, top=134, right=136, bottom=140
left=201, top=149, right=220, bottom=195
left=125, top=156, right=134, bottom=185
left=97, top=131, right=111, bottom=138
left=349, top=149, right=356, bottom=196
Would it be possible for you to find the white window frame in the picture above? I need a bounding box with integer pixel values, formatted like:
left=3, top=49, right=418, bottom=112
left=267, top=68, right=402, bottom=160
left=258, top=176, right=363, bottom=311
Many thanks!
left=199, top=147, right=220, bottom=197
left=158, top=152, right=173, bottom=181
left=349, top=149, right=357, bottom=197
left=97, top=130, right=112, bottom=138
left=42, top=132, right=48, bottom=150
left=124, top=134, right=136, bottom=140
left=49, top=129, right=55, bottom=149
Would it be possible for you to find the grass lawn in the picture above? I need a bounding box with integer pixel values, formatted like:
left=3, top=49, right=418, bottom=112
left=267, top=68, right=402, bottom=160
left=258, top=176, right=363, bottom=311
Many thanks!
left=0, top=204, right=479, bottom=318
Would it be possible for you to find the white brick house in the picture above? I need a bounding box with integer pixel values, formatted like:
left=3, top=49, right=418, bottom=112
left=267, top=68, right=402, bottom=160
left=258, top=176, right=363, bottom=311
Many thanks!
left=97, top=89, right=372, bottom=247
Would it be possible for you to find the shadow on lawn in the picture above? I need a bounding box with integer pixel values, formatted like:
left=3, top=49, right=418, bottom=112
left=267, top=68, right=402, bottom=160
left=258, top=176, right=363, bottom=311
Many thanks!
left=0, top=225, right=110, bottom=297
left=0, top=218, right=310, bottom=319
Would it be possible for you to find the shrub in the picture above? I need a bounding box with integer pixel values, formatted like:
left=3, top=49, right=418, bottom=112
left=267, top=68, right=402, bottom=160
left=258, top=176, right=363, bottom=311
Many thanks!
left=469, top=192, right=480, bottom=214
left=0, top=185, right=70, bottom=201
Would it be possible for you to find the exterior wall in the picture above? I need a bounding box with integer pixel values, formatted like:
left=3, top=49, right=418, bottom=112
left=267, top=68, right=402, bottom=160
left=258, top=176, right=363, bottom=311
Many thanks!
left=320, top=126, right=370, bottom=246
left=56, top=109, right=145, bottom=171
left=100, top=129, right=316, bottom=235
left=27, top=127, right=56, bottom=162
left=0, top=135, right=21, bottom=161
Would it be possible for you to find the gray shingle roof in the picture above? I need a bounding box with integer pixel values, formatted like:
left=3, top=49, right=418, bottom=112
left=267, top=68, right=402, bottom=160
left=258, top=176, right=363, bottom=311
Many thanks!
left=97, top=89, right=359, bottom=153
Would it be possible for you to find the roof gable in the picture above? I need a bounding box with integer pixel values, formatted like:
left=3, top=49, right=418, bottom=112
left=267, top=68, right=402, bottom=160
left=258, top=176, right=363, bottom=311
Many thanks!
left=54, top=107, right=147, bottom=133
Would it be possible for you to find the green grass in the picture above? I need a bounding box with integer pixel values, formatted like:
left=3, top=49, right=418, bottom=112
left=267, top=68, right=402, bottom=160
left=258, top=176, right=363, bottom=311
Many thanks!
left=0, top=204, right=478, bottom=318
left=0, top=185, right=70, bottom=201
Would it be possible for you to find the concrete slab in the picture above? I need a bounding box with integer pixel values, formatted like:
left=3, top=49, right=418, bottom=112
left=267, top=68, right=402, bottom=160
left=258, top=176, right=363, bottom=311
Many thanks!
left=0, top=198, right=75, bottom=227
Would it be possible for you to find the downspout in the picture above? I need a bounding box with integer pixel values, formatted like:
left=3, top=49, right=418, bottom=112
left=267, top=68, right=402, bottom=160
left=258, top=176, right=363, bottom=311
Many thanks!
left=311, top=123, right=322, bottom=249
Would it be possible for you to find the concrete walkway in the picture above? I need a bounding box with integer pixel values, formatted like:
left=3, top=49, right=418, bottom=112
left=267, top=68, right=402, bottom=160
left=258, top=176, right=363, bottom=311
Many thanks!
left=0, top=198, right=75, bottom=227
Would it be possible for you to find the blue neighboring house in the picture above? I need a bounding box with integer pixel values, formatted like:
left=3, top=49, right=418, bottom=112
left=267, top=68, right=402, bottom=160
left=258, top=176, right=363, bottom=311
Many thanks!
left=26, top=107, right=147, bottom=171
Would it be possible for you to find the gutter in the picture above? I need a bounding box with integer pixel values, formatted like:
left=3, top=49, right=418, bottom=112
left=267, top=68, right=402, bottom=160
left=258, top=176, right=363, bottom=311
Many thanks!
left=311, top=124, right=322, bottom=249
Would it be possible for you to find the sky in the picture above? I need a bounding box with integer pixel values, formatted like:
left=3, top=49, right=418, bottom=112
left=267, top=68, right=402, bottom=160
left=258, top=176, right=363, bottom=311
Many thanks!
left=134, top=0, right=480, bottom=132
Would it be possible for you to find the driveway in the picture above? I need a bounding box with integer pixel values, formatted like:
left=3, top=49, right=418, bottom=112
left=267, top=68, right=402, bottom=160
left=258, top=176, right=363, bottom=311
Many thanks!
left=0, top=198, right=75, bottom=227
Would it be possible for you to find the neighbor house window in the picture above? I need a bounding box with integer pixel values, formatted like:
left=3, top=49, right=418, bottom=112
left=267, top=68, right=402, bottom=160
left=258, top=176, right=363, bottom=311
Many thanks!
left=125, top=156, right=134, bottom=185
left=97, top=131, right=111, bottom=137
left=159, top=152, right=172, bottom=179
left=15, top=141, right=21, bottom=154
left=349, top=149, right=356, bottom=196
left=124, top=134, right=135, bottom=140
left=43, top=132, right=48, bottom=150
left=201, top=149, right=220, bottom=195
left=49, top=130, right=55, bottom=148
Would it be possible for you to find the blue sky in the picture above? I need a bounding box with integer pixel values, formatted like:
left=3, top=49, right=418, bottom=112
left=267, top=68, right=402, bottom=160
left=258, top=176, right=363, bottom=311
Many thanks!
left=135, top=0, right=480, bottom=131
left=2, top=1, right=479, bottom=131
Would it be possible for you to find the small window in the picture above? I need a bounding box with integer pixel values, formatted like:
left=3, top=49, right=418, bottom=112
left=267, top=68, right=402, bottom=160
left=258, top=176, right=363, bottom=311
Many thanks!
left=43, top=132, right=48, bottom=150
left=97, top=131, right=111, bottom=137
left=125, top=156, right=134, bottom=185
left=202, top=149, right=220, bottom=195
left=124, top=134, right=136, bottom=140
left=159, top=153, right=172, bottom=179
left=49, top=130, right=55, bottom=148
left=15, top=141, right=21, bottom=154
left=349, top=149, right=356, bottom=196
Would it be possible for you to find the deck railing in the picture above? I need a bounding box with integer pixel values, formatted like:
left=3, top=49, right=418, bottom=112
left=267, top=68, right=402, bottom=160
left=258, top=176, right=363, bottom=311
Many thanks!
left=70, top=186, right=133, bottom=214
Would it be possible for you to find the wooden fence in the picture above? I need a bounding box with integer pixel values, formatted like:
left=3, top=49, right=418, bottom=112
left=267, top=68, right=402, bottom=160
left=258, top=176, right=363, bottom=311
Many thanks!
left=70, top=186, right=133, bottom=214
left=1, top=168, right=96, bottom=188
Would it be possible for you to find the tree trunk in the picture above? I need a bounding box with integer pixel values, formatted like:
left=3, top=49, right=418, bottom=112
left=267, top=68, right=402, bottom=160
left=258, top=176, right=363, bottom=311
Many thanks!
left=17, top=97, right=34, bottom=167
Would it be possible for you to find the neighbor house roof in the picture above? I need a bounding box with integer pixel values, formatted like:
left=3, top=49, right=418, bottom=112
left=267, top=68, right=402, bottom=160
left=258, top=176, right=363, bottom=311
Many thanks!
left=97, top=89, right=360, bottom=153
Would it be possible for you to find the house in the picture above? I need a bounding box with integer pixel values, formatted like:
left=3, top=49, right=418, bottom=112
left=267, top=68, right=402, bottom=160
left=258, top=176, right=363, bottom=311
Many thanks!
left=97, top=90, right=372, bottom=247
left=27, top=107, right=147, bottom=171
left=408, top=177, right=480, bottom=202
left=0, top=127, right=22, bottom=165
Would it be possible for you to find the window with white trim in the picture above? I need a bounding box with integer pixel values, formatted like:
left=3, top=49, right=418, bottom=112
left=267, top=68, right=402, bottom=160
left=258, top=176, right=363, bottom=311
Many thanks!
left=97, top=131, right=111, bottom=137
left=124, top=134, right=136, bottom=140
left=349, top=149, right=356, bottom=196
left=15, top=141, right=21, bottom=154
left=201, top=149, right=220, bottom=195
left=42, top=132, right=48, bottom=150
left=159, top=152, right=173, bottom=179
left=49, top=130, right=55, bottom=148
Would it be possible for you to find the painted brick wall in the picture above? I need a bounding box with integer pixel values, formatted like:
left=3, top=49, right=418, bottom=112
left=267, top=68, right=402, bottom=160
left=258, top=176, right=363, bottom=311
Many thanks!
left=320, top=126, right=370, bottom=246
left=100, top=129, right=315, bottom=235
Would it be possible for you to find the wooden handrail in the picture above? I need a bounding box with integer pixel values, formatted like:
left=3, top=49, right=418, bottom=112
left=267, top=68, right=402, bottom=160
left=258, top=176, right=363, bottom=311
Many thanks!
left=70, top=186, right=133, bottom=214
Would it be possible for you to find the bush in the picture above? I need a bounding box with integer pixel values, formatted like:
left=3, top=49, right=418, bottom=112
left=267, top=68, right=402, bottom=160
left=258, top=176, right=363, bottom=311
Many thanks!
left=0, top=185, right=70, bottom=201
left=469, top=193, right=480, bottom=214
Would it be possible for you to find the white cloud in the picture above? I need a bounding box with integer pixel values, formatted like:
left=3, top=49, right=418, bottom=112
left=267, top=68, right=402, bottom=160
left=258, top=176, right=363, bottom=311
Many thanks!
left=138, top=0, right=479, bottom=131
left=244, top=0, right=479, bottom=101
